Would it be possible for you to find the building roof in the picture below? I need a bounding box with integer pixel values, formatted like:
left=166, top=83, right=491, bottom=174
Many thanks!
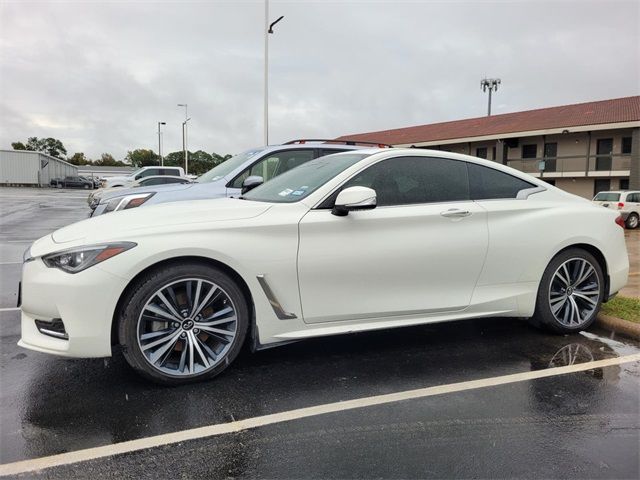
left=77, top=165, right=134, bottom=173
left=336, top=96, right=640, bottom=146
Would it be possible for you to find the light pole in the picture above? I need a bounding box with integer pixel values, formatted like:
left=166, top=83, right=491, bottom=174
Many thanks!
left=157, top=121, right=166, bottom=165
left=177, top=103, right=188, bottom=173
left=182, top=117, right=191, bottom=174
left=480, top=78, right=501, bottom=116
left=264, top=0, right=284, bottom=146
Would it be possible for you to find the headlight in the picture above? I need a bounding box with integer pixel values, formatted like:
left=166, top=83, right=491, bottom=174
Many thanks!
left=103, top=192, right=155, bottom=213
left=42, top=242, right=137, bottom=274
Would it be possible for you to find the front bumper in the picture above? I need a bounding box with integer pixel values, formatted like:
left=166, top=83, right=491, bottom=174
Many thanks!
left=18, top=257, right=128, bottom=358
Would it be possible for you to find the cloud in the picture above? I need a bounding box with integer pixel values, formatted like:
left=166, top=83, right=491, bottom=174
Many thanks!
left=1, top=0, right=638, bottom=160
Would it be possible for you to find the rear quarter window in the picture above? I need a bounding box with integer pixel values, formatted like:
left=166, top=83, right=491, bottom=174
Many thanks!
left=468, top=163, right=535, bottom=200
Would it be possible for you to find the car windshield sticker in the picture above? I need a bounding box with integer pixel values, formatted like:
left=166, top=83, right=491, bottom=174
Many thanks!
left=278, top=188, right=294, bottom=197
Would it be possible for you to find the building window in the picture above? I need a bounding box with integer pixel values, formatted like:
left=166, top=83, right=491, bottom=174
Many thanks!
left=622, top=137, right=632, bottom=155
left=543, top=143, right=557, bottom=172
left=475, top=147, right=488, bottom=159
left=594, top=179, right=611, bottom=196
left=492, top=146, right=496, bottom=161
left=522, top=144, right=537, bottom=159
left=620, top=178, right=629, bottom=190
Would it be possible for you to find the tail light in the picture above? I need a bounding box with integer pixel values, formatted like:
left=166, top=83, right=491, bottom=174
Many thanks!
left=615, top=215, right=625, bottom=228
left=617, top=202, right=624, bottom=209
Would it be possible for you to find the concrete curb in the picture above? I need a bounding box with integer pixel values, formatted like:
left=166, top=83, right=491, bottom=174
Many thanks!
left=597, top=314, right=640, bottom=340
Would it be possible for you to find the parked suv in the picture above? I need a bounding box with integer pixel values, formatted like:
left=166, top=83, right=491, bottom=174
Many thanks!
left=50, top=176, right=94, bottom=189
left=101, top=166, right=186, bottom=188
left=592, top=190, right=640, bottom=229
left=91, top=140, right=389, bottom=216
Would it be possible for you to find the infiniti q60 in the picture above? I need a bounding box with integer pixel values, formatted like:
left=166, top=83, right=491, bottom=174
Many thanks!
left=19, top=149, right=629, bottom=384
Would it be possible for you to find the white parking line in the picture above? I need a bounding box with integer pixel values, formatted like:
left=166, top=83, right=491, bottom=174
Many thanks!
left=1, top=353, right=638, bottom=476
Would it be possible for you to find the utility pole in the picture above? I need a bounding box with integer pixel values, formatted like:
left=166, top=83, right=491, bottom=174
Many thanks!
left=480, top=78, right=501, bottom=116
left=157, top=121, right=166, bottom=165
left=264, top=0, right=284, bottom=146
left=177, top=104, right=188, bottom=173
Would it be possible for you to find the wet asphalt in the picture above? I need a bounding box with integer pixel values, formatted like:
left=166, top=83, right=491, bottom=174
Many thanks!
left=0, top=187, right=639, bottom=479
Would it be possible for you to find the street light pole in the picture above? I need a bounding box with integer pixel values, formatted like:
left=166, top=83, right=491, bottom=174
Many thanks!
left=264, top=0, right=284, bottom=146
left=182, top=118, right=191, bottom=174
left=157, top=121, right=166, bottom=166
left=480, top=78, right=501, bottom=116
left=177, top=103, right=188, bottom=173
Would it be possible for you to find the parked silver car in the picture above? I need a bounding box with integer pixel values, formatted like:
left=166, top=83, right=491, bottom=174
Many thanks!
left=91, top=140, right=388, bottom=216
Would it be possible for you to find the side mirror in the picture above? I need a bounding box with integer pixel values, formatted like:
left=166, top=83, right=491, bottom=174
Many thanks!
left=241, top=175, right=264, bottom=194
left=332, top=186, right=377, bottom=216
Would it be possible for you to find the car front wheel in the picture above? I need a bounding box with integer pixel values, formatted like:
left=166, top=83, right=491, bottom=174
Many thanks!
left=625, top=213, right=639, bottom=229
left=532, top=248, right=604, bottom=333
left=118, top=262, right=249, bottom=385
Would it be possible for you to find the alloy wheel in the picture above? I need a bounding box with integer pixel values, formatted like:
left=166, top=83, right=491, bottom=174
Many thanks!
left=136, top=278, right=238, bottom=376
left=548, top=258, right=601, bottom=328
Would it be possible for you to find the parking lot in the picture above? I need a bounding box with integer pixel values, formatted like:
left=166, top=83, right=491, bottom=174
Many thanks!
left=0, top=186, right=639, bottom=479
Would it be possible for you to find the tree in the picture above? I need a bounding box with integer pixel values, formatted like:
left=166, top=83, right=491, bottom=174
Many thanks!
left=67, top=152, right=91, bottom=165
left=12, top=137, right=67, bottom=159
left=95, top=153, right=126, bottom=167
left=188, top=150, right=214, bottom=176
left=163, top=151, right=184, bottom=168
left=125, top=149, right=159, bottom=168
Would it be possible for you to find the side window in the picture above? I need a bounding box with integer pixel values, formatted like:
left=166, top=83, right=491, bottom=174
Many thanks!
left=141, top=177, right=165, bottom=186
left=231, top=150, right=315, bottom=188
left=468, top=163, right=535, bottom=200
left=138, top=168, right=159, bottom=179
left=163, top=168, right=180, bottom=176
left=342, top=156, right=469, bottom=207
left=166, top=177, right=187, bottom=184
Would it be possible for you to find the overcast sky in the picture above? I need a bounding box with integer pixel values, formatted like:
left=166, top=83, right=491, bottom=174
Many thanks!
left=1, top=0, right=638, bottom=159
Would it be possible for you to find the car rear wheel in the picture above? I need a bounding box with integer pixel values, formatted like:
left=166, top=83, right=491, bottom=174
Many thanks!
left=626, top=213, right=639, bottom=229
left=532, top=248, right=604, bottom=333
left=118, top=262, right=248, bottom=385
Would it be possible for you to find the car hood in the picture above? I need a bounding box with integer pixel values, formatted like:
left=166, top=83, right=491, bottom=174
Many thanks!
left=34, top=198, right=271, bottom=254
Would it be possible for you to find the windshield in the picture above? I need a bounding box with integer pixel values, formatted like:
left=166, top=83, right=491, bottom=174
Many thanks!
left=593, top=192, right=620, bottom=201
left=243, top=153, right=371, bottom=203
left=197, top=149, right=264, bottom=183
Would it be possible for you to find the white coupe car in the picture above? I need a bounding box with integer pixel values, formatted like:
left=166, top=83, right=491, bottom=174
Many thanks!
left=19, top=149, right=629, bottom=384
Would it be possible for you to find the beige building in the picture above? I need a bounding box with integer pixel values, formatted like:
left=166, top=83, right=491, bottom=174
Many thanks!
left=337, top=96, right=639, bottom=199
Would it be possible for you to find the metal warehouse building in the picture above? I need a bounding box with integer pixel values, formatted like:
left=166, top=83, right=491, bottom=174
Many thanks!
left=0, top=149, right=78, bottom=186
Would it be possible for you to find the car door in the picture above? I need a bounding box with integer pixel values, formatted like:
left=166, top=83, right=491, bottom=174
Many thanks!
left=297, top=156, right=489, bottom=324
left=226, top=149, right=316, bottom=197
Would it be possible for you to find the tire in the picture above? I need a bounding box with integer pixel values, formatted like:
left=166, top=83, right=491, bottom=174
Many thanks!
left=532, top=248, right=604, bottom=334
left=83, top=184, right=90, bottom=189
left=118, top=262, right=249, bottom=385
left=625, top=213, right=639, bottom=229
left=56, top=183, right=62, bottom=189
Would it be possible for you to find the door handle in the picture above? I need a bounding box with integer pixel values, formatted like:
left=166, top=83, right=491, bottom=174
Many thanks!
left=440, top=208, right=472, bottom=218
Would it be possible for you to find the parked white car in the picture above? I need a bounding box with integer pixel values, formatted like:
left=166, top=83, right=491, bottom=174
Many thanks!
left=101, top=166, right=186, bottom=188
left=19, top=149, right=629, bottom=384
left=592, top=190, right=640, bottom=229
